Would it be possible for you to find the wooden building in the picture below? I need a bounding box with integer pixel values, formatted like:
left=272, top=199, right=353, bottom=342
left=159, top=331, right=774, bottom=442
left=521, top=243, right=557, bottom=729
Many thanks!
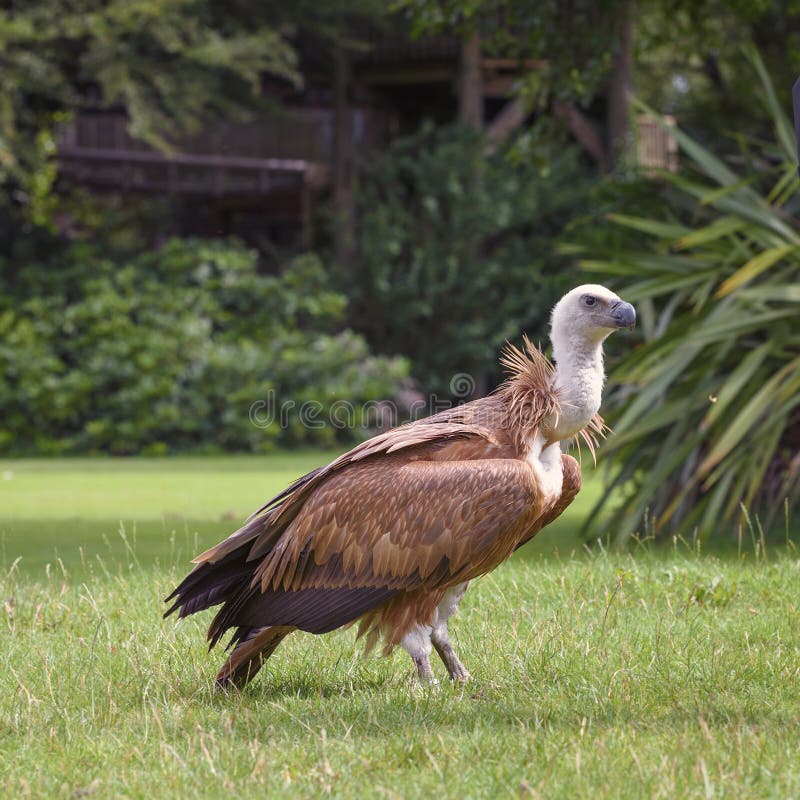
left=54, top=31, right=539, bottom=252
left=56, top=31, right=675, bottom=253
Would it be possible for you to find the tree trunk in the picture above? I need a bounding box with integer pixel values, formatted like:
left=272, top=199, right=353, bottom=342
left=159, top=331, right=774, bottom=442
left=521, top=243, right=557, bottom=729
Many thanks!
left=607, top=0, right=635, bottom=169
left=458, top=31, right=485, bottom=393
left=458, top=32, right=483, bottom=130
left=334, top=46, right=354, bottom=266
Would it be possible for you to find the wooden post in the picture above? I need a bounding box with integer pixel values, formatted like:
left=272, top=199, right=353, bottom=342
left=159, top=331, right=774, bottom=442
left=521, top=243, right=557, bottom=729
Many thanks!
left=554, top=101, right=610, bottom=171
left=607, top=0, right=635, bottom=168
left=301, top=177, right=313, bottom=251
left=458, top=32, right=483, bottom=129
left=486, top=99, right=526, bottom=146
left=333, top=46, right=354, bottom=266
left=458, top=31, right=487, bottom=394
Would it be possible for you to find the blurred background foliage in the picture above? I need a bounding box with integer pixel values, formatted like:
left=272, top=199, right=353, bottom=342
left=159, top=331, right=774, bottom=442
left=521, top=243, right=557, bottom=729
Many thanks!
left=0, top=241, right=406, bottom=454
left=399, top=0, right=800, bottom=137
left=573, top=50, right=800, bottom=542
left=341, top=123, right=591, bottom=396
left=0, top=0, right=798, bottom=539
left=0, top=0, right=388, bottom=223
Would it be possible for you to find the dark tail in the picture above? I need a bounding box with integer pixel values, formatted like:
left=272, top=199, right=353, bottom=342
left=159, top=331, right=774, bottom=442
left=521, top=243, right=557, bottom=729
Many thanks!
left=215, top=625, right=295, bottom=690
left=165, top=510, right=399, bottom=689
left=164, top=545, right=254, bottom=621
left=165, top=541, right=397, bottom=682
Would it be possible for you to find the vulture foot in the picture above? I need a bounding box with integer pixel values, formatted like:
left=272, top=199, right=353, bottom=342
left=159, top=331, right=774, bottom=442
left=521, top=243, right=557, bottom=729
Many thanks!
left=432, top=638, right=470, bottom=683
left=412, top=653, right=439, bottom=685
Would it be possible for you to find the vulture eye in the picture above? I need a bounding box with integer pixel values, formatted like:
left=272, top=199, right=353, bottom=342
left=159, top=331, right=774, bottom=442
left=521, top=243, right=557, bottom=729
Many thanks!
left=583, top=295, right=597, bottom=307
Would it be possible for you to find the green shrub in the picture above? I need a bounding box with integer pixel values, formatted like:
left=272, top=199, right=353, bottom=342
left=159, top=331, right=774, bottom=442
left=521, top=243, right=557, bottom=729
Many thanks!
left=343, top=123, right=595, bottom=397
left=0, top=240, right=408, bottom=454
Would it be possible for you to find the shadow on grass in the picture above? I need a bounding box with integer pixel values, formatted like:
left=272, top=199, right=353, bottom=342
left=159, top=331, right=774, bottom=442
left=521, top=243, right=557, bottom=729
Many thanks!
left=186, top=662, right=800, bottom=736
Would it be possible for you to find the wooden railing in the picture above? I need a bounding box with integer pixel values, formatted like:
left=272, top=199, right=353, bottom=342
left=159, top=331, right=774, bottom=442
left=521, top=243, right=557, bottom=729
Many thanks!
left=57, top=111, right=333, bottom=196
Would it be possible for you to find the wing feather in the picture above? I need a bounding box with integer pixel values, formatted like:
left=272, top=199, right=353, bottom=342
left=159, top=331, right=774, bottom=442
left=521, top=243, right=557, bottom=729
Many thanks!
left=192, top=416, right=503, bottom=567
left=197, top=455, right=548, bottom=644
left=251, top=456, right=545, bottom=596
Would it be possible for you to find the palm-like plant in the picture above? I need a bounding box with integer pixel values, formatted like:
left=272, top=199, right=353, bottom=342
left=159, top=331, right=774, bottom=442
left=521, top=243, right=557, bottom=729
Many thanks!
left=577, top=49, right=800, bottom=542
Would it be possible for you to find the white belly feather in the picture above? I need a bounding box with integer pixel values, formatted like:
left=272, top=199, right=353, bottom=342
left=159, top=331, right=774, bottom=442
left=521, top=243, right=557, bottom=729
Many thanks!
left=525, top=431, right=563, bottom=503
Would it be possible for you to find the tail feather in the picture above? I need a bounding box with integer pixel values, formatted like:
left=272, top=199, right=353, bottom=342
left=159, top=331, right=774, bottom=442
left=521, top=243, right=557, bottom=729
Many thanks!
left=165, top=502, right=398, bottom=689
left=215, top=626, right=295, bottom=690
left=164, top=546, right=253, bottom=619
left=208, top=583, right=397, bottom=647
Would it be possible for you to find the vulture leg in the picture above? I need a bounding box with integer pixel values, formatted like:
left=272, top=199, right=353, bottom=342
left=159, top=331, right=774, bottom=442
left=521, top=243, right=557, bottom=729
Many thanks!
left=400, top=582, right=471, bottom=685
left=215, top=625, right=295, bottom=690
left=400, top=625, right=438, bottom=685
left=431, top=582, right=470, bottom=683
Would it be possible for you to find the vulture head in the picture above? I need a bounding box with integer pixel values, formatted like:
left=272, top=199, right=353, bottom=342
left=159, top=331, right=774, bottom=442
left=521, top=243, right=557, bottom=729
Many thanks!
left=546, top=283, right=635, bottom=442
left=550, top=284, right=636, bottom=347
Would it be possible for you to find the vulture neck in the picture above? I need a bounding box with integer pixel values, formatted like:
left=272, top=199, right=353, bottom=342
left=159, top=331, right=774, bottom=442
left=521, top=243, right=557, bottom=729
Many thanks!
left=549, top=331, right=606, bottom=443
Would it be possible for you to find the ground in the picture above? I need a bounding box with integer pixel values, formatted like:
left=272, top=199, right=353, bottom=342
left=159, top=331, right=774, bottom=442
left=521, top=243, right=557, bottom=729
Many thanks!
left=1, top=455, right=799, bottom=798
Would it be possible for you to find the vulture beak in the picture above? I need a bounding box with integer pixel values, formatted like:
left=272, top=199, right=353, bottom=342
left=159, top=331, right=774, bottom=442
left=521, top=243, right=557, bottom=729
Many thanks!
left=609, top=300, right=636, bottom=330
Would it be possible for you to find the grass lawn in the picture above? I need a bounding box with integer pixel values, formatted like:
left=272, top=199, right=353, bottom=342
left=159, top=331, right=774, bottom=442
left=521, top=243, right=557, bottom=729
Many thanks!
left=1, top=454, right=799, bottom=797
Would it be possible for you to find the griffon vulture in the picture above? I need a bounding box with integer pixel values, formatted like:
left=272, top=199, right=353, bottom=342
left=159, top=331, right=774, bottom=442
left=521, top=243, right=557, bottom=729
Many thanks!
left=166, top=285, right=635, bottom=688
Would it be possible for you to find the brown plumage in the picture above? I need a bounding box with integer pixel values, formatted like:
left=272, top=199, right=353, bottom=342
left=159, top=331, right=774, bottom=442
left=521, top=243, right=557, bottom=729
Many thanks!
left=166, top=284, right=633, bottom=689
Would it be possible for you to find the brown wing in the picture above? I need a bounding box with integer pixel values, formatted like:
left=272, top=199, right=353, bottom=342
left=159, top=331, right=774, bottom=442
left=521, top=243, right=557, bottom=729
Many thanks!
left=191, top=411, right=504, bottom=569
left=166, top=368, right=565, bottom=648
left=257, top=455, right=546, bottom=591
left=203, top=454, right=550, bottom=642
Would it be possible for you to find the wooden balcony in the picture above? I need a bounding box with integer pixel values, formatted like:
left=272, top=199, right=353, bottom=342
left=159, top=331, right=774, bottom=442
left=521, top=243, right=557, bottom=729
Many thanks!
left=57, top=111, right=333, bottom=197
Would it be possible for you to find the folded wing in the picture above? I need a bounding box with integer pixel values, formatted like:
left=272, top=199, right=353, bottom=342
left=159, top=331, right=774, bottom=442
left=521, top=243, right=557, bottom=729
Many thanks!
left=168, top=451, right=552, bottom=649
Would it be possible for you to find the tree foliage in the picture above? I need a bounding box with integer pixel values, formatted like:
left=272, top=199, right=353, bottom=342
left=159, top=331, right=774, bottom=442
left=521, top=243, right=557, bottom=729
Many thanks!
left=0, top=0, right=389, bottom=224
left=0, top=239, right=407, bottom=454
left=0, top=1, right=297, bottom=212
left=573, top=50, right=800, bottom=542
left=397, top=0, right=629, bottom=106
left=635, top=0, right=800, bottom=140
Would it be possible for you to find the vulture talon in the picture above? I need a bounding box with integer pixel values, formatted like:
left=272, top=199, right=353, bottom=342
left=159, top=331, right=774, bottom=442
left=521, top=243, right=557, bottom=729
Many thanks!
left=432, top=641, right=470, bottom=684
left=412, top=654, right=438, bottom=686
left=165, top=285, right=634, bottom=691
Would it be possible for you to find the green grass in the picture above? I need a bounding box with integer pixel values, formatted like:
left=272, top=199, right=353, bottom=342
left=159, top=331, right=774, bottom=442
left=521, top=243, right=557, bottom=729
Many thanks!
left=1, top=454, right=799, bottom=798
left=0, top=453, right=341, bottom=576
left=0, top=453, right=602, bottom=576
